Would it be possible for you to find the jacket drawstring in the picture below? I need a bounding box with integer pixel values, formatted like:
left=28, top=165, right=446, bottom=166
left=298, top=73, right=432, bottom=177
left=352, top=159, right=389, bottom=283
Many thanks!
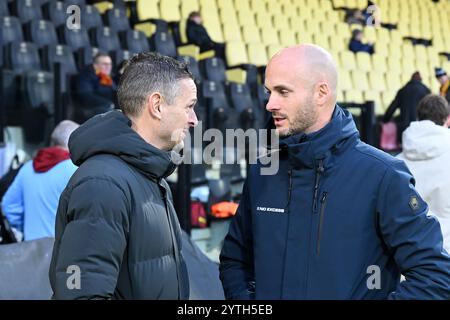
left=313, top=159, right=325, bottom=213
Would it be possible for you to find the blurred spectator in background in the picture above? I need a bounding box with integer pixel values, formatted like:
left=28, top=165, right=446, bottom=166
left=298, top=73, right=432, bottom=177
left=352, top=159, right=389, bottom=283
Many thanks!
left=349, top=29, right=374, bottom=54
left=186, top=11, right=225, bottom=60
left=383, top=71, right=430, bottom=143
left=435, top=67, right=450, bottom=104
left=1, top=121, right=79, bottom=241
left=73, top=53, right=117, bottom=123
left=397, top=94, right=450, bottom=253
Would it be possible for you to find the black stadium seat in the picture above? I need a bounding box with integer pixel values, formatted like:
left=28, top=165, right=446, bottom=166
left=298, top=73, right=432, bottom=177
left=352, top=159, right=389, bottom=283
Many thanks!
left=43, top=44, right=78, bottom=93
left=177, top=55, right=202, bottom=84
left=152, top=31, right=177, bottom=58
left=44, top=1, right=67, bottom=28
left=22, top=71, right=54, bottom=144
left=122, top=29, right=149, bottom=54
left=6, top=42, right=41, bottom=72
left=104, top=8, right=130, bottom=32
left=92, top=26, right=121, bottom=53
left=201, top=57, right=227, bottom=83
left=1, top=16, right=24, bottom=47
left=0, top=1, right=9, bottom=17
left=26, top=20, right=58, bottom=49
left=61, top=26, right=90, bottom=52
left=14, top=0, right=43, bottom=24
left=83, top=5, right=103, bottom=31
left=229, top=83, right=256, bottom=130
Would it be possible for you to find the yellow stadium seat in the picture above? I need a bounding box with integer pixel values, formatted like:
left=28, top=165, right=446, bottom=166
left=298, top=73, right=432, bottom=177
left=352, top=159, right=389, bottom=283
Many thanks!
left=337, top=90, right=345, bottom=102
left=261, top=26, right=280, bottom=45
left=234, top=0, right=252, bottom=13
left=297, top=31, right=313, bottom=45
left=256, top=12, right=273, bottom=29
left=363, top=27, right=377, bottom=44
left=217, top=0, right=234, bottom=10
left=219, top=8, right=238, bottom=25
left=134, top=22, right=156, bottom=37
left=237, top=11, right=256, bottom=27
left=414, top=45, right=428, bottom=63
left=199, top=0, right=217, bottom=10
left=329, top=36, right=346, bottom=53
left=356, top=52, right=372, bottom=72
left=387, top=44, right=402, bottom=61
left=177, top=44, right=200, bottom=59
left=94, top=1, right=113, bottom=14
left=374, top=41, right=388, bottom=57
left=339, top=51, right=357, bottom=70
left=226, top=41, right=249, bottom=66
left=247, top=42, right=269, bottom=67
left=250, top=0, right=268, bottom=15
left=279, top=30, right=297, bottom=47
left=351, top=71, right=370, bottom=91
left=267, top=44, right=284, bottom=60
left=136, top=0, right=159, bottom=21
left=364, top=90, right=384, bottom=115
left=389, top=30, right=404, bottom=45
left=203, top=20, right=224, bottom=43
left=241, top=25, right=262, bottom=43
left=312, top=34, right=330, bottom=50
left=401, top=58, right=416, bottom=76
left=181, top=0, right=199, bottom=18
left=371, top=55, right=387, bottom=73
left=273, top=13, right=290, bottom=31
left=402, top=43, right=416, bottom=61
left=386, top=57, right=402, bottom=76
left=338, top=69, right=353, bottom=91
left=345, top=89, right=364, bottom=104
left=368, top=72, right=387, bottom=92
left=226, top=68, right=247, bottom=84
left=289, top=17, right=304, bottom=30
left=304, top=21, right=321, bottom=35
left=160, top=0, right=181, bottom=22
left=382, top=90, right=397, bottom=109
left=375, top=27, right=390, bottom=43
left=222, top=23, right=242, bottom=42
left=267, top=1, right=282, bottom=15
left=335, top=23, right=351, bottom=37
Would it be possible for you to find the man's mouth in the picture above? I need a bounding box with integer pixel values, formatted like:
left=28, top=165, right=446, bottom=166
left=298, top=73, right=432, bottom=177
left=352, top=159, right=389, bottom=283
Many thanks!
left=273, top=116, right=287, bottom=126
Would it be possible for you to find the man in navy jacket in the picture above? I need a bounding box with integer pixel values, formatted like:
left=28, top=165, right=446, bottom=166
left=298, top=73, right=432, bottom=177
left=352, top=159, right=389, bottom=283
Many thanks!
left=219, top=44, right=450, bottom=300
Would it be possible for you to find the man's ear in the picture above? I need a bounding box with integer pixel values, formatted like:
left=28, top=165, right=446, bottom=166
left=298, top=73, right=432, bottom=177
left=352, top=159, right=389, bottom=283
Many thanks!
left=146, top=92, right=163, bottom=120
left=316, top=82, right=329, bottom=106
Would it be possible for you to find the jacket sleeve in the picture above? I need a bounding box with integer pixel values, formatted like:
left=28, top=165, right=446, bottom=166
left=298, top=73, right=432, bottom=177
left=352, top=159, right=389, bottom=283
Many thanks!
left=382, top=91, right=401, bottom=123
left=51, top=178, right=130, bottom=300
left=219, top=180, right=255, bottom=300
left=376, top=161, right=450, bottom=300
left=1, top=166, right=25, bottom=232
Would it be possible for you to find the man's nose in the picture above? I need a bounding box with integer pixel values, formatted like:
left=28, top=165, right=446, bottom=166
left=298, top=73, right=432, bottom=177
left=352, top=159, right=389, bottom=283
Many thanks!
left=266, top=96, right=280, bottom=112
left=189, top=109, right=198, bottom=127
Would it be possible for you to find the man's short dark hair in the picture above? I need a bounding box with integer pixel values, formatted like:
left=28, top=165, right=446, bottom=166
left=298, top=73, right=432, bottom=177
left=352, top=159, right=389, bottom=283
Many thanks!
left=417, top=94, right=450, bottom=126
left=188, top=11, right=201, bottom=20
left=117, top=52, right=193, bottom=118
left=93, top=52, right=111, bottom=64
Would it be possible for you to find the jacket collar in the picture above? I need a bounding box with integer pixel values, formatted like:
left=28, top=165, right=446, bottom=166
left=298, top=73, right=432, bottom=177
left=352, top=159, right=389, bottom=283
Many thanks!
left=278, top=105, right=359, bottom=169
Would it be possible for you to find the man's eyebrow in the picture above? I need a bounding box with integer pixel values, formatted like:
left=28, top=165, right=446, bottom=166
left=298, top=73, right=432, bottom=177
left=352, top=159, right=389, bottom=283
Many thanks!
left=273, top=85, right=293, bottom=92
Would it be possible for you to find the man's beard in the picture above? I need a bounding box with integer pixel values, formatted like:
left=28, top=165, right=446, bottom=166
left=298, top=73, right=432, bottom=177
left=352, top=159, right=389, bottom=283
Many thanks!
left=279, top=96, right=318, bottom=137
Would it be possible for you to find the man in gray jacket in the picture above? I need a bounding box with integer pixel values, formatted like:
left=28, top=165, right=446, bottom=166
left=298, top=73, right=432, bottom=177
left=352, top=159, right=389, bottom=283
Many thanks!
left=49, top=52, right=198, bottom=299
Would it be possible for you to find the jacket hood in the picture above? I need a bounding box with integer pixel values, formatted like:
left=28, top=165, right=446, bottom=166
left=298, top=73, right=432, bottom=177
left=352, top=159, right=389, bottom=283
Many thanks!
left=276, top=106, right=359, bottom=169
left=32, top=147, right=70, bottom=173
left=69, top=110, right=177, bottom=180
left=402, top=120, right=450, bottom=160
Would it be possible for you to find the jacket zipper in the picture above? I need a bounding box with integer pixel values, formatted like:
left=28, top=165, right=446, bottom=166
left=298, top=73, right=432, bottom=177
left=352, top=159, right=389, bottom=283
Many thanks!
left=285, top=169, right=293, bottom=213
left=313, top=159, right=324, bottom=213
left=316, top=192, right=328, bottom=256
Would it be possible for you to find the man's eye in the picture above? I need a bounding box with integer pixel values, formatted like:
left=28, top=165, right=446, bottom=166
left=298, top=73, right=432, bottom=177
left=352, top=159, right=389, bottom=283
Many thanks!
left=280, top=90, right=289, bottom=96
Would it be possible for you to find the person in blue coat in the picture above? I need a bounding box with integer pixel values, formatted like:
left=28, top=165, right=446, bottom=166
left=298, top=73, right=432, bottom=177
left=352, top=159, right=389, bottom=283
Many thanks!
left=2, top=120, right=79, bottom=241
left=349, top=29, right=374, bottom=54
left=219, top=44, right=450, bottom=300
